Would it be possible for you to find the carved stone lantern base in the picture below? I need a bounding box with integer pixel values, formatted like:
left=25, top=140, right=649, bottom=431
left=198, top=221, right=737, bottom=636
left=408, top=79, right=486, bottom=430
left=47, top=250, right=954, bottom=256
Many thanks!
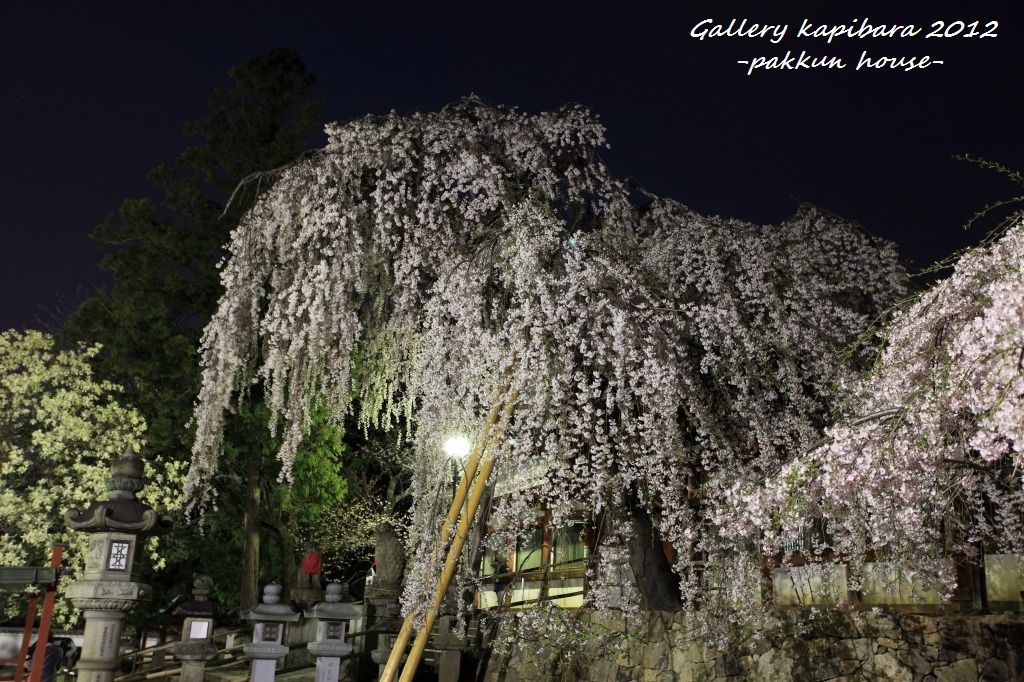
left=173, top=640, right=219, bottom=682
left=68, top=580, right=151, bottom=681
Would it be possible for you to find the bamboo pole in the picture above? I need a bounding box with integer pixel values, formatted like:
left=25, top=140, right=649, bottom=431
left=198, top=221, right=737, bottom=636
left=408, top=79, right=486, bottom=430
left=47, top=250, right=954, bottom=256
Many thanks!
left=378, top=386, right=510, bottom=682
left=398, top=458, right=496, bottom=682
left=397, top=391, right=517, bottom=682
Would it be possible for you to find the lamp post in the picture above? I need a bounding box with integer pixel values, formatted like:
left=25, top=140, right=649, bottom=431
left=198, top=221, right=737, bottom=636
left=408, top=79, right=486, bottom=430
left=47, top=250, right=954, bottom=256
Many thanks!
left=64, top=446, right=170, bottom=682
left=443, top=435, right=471, bottom=460
left=443, top=435, right=470, bottom=498
left=438, top=435, right=474, bottom=681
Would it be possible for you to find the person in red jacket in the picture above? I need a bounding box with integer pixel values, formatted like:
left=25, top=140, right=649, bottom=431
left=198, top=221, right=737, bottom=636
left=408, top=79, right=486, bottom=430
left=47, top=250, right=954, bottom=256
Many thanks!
left=299, top=541, right=322, bottom=589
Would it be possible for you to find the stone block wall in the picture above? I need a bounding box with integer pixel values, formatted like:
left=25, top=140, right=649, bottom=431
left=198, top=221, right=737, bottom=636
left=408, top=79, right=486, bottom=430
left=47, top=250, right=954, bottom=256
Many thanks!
left=481, top=611, right=1024, bottom=681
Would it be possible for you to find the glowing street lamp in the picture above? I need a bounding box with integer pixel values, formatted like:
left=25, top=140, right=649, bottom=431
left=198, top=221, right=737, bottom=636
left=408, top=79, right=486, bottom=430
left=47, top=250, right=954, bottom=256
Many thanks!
left=443, top=435, right=471, bottom=500
left=443, top=435, right=471, bottom=460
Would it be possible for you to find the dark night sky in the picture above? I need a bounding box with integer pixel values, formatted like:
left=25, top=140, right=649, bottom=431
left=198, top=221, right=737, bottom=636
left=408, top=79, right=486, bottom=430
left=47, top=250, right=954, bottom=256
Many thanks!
left=2, top=2, right=1023, bottom=330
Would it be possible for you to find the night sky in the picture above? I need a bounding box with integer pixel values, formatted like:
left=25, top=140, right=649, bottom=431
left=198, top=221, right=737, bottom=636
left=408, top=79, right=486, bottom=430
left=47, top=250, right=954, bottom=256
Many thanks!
left=2, top=2, right=1023, bottom=330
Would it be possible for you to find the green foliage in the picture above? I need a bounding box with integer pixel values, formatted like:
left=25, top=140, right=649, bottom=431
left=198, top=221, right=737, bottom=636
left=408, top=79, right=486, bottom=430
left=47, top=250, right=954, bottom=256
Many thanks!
left=288, top=408, right=349, bottom=528
left=59, top=49, right=333, bottom=617
left=0, top=330, right=185, bottom=626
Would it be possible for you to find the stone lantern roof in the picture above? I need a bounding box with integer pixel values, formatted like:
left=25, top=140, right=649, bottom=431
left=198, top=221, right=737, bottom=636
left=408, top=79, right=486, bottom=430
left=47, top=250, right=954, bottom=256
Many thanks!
left=246, top=584, right=300, bottom=622
left=64, top=445, right=172, bottom=534
left=306, top=582, right=358, bottom=621
left=173, top=574, right=218, bottom=620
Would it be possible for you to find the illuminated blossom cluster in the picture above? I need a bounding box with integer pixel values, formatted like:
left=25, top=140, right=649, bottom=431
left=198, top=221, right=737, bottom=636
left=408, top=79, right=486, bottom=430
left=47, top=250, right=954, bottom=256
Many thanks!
left=186, top=99, right=907, bottom=630
left=724, top=220, right=1024, bottom=598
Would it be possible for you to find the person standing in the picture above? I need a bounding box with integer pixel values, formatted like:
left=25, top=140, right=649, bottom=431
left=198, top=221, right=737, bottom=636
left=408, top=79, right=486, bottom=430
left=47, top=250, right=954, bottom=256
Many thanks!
left=300, top=541, right=322, bottom=589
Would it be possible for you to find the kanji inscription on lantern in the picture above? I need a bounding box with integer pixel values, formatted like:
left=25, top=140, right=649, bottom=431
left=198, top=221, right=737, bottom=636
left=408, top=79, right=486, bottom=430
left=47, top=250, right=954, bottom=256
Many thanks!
left=107, top=541, right=130, bottom=570
left=100, top=623, right=115, bottom=656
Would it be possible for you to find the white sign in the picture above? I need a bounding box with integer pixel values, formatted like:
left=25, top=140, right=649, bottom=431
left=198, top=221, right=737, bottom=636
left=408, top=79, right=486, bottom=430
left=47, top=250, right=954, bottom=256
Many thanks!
left=189, top=620, right=210, bottom=639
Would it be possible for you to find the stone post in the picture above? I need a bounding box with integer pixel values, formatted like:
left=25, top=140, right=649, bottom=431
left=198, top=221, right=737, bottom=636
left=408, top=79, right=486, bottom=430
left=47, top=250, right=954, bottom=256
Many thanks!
left=433, top=614, right=478, bottom=682
left=172, top=575, right=218, bottom=682
left=174, top=639, right=218, bottom=682
left=368, top=597, right=403, bottom=680
left=305, top=582, right=357, bottom=681
left=244, top=584, right=300, bottom=682
left=64, top=446, right=170, bottom=682
left=292, top=542, right=325, bottom=608
left=367, top=523, right=406, bottom=679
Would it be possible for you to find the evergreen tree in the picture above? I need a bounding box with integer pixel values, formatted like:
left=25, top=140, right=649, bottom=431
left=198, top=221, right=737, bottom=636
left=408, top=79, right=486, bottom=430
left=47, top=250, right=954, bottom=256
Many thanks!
left=63, top=48, right=341, bottom=615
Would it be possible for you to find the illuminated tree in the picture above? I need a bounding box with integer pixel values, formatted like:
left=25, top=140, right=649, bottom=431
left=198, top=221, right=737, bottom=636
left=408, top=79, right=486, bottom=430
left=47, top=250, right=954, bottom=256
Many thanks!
left=726, top=217, right=1024, bottom=599
left=0, top=330, right=184, bottom=625
left=186, top=99, right=907, bottom=637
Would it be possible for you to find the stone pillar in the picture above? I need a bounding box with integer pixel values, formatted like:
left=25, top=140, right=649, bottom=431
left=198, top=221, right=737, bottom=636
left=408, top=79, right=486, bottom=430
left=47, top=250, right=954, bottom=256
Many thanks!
left=305, top=583, right=357, bottom=682
left=433, top=614, right=474, bottom=682
left=64, top=446, right=171, bottom=682
left=367, top=524, right=407, bottom=680
left=366, top=590, right=404, bottom=680
left=439, top=649, right=461, bottom=682
left=244, top=584, right=300, bottom=682
left=72, top=608, right=128, bottom=682
left=174, top=640, right=218, bottom=682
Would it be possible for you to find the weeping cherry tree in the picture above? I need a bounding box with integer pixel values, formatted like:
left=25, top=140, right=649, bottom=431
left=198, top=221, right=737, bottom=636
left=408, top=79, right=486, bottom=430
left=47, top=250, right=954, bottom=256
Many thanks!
left=186, top=99, right=908, bottom=641
left=724, top=217, right=1024, bottom=603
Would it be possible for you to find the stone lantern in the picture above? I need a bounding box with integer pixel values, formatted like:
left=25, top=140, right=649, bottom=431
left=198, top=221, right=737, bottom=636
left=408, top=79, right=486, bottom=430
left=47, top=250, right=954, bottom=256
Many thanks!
left=171, top=575, right=218, bottom=682
left=433, top=614, right=475, bottom=682
left=64, top=446, right=171, bottom=682
left=244, top=583, right=299, bottom=682
left=305, top=582, right=357, bottom=681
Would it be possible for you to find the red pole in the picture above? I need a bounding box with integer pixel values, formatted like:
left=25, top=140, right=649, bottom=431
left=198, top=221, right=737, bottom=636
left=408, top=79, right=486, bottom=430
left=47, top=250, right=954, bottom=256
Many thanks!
left=13, top=594, right=38, bottom=682
left=27, top=543, right=64, bottom=682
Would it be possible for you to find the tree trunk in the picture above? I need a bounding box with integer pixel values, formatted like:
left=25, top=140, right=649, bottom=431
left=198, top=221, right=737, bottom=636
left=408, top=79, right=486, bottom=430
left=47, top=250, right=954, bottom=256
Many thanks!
left=241, top=451, right=261, bottom=613
left=626, top=502, right=682, bottom=611
left=279, top=508, right=298, bottom=595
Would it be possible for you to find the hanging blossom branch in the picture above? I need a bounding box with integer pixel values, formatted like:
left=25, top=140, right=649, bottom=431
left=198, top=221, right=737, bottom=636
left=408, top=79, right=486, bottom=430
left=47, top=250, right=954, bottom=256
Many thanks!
left=722, top=219, right=1024, bottom=599
left=185, top=98, right=908, bottom=634
left=219, top=149, right=321, bottom=219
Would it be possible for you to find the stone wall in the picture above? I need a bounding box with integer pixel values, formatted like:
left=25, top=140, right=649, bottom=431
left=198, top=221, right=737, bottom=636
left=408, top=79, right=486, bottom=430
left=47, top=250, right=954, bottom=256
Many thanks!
left=481, top=611, right=1024, bottom=682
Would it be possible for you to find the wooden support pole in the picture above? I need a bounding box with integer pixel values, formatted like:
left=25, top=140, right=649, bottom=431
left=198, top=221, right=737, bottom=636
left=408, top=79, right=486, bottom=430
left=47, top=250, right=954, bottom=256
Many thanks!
left=398, top=390, right=517, bottom=682
left=380, top=384, right=515, bottom=682
left=27, top=543, right=64, bottom=682
left=399, top=456, right=498, bottom=682
left=14, top=595, right=38, bottom=682
left=378, top=392, right=506, bottom=682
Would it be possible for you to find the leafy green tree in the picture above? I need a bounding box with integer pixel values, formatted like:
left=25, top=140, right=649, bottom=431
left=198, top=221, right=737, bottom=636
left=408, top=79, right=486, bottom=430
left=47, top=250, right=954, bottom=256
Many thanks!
left=301, top=430, right=414, bottom=586
left=63, top=48, right=338, bottom=614
left=0, top=329, right=184, bottom=626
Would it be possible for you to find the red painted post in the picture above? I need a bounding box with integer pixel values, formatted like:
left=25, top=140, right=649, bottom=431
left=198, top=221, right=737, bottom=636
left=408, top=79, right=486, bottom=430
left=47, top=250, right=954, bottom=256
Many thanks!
left=13, top=594, right=38, bottom=682
left=27, top=543, right=64, bottom=682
